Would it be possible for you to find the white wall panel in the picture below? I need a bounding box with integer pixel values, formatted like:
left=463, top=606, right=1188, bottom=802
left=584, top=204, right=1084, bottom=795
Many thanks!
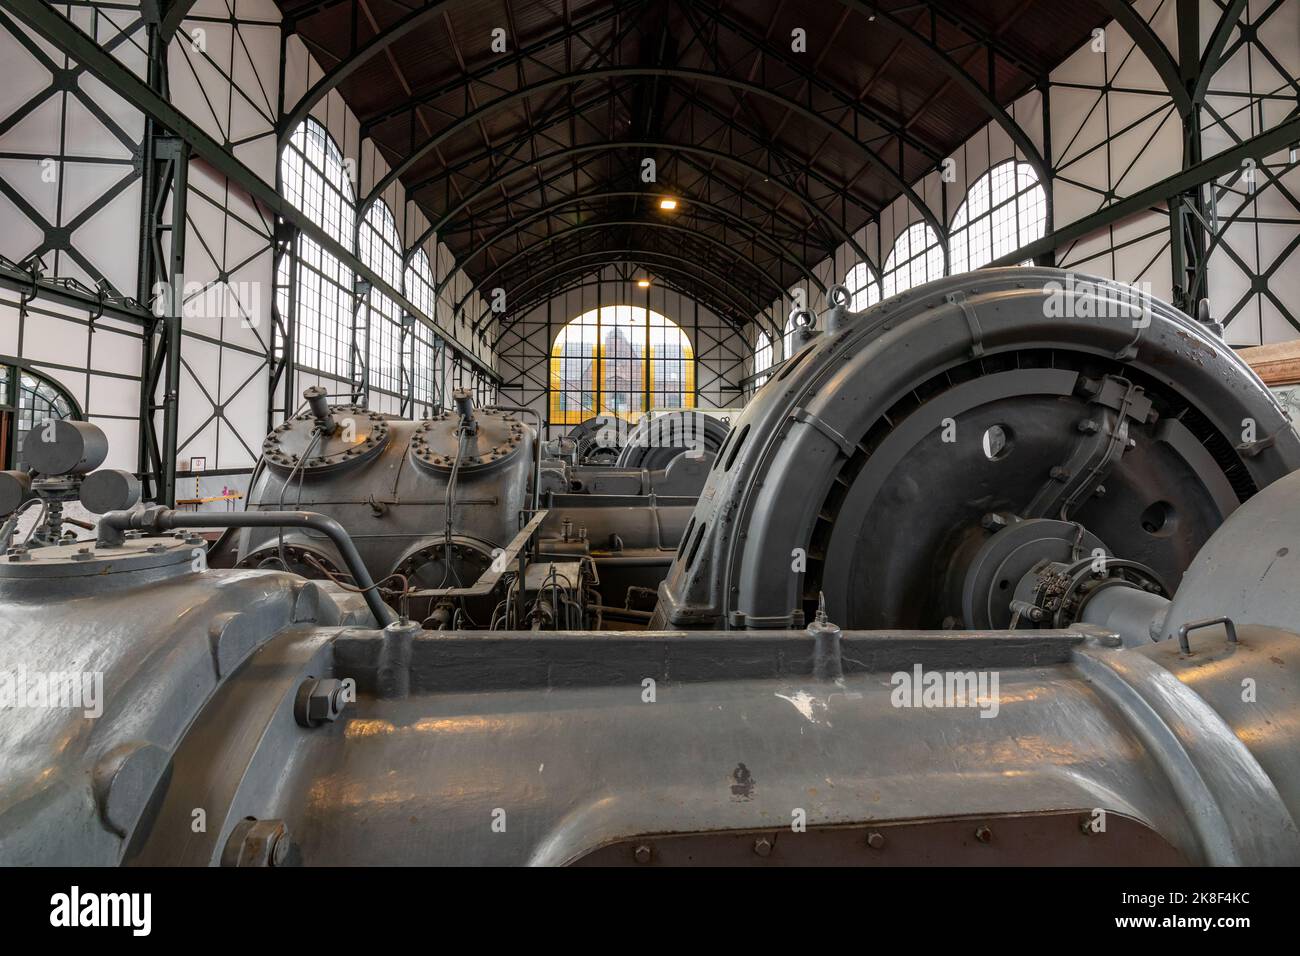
left=739, top=0, right=1299, bottom=383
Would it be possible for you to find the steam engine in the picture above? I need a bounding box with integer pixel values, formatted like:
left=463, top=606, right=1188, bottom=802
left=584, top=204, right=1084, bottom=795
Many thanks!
left=3, top=268, right=1300, bottom=867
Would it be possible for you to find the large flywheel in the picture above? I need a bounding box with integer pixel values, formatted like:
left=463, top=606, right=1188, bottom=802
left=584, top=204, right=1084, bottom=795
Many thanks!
left=652, top=268, right=1300, bottom=630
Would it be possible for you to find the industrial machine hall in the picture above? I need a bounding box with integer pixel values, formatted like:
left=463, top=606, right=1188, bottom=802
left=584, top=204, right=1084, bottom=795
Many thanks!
left=3, top=0, right=1300, bottom=892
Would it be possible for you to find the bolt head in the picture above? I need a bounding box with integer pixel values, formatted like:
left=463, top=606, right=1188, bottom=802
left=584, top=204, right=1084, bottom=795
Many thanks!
left=633, top=845, right=652, bottom=864
left=270, top=831, right=290, bottom=866
left=974, top=825, right=993, bottom=844
left=866, top=831, right=885, bottom=850
left=295, top=677, right=349, bottom=727
left=980, top=513, right=1008, bottom=531
left=753, top=837, right=772, bottom=857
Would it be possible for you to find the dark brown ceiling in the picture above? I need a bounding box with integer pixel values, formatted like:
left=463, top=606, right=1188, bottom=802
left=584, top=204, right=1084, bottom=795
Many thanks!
left=279, top=0, right=1110, bottom=335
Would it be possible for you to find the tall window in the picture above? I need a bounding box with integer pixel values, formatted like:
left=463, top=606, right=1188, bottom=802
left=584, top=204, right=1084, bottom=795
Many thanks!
left=648, top=309, right=691, bottom=410
left=278, top=118, right=355, bottom=380
left=753, top=331, right=773, bottom=380
left=949, top=159, right=1046, bottom=273
left=549, top=305, right=694, bottom=425
left=782, top=311, right=802, bottom=360
left=844, top=261, right=881, bottom=311
left=358, top=200, right=405, bottom=399
left=405, top=249, right=440, bottom=410
left=881, top=222, right=944, bottom=299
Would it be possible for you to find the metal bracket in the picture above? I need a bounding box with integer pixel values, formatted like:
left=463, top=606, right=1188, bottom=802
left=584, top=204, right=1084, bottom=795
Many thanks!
left=1025, top=376, right=1149, bottom=520
left=1113, top=310, right=1149, bottom=361
left=790, top=407, right=855, bottom=456
left=946, top=291, right=984, bottom=357
left=1177, top=616, right=1239, bottom=654
left=1236, top=433, right=1277, bottom=458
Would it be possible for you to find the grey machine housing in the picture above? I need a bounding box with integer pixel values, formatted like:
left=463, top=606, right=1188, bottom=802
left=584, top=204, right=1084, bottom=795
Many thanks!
left=211, top=396, right=537, bottom=616
left=2, top=455, right=1300, bottom=865
left=653, top=268, right=1300, bottom=632
left=3, top=270, right=1300, bottom=866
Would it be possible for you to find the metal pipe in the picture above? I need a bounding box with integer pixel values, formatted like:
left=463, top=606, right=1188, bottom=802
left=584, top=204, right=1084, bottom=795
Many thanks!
left=452, top=387, right=476, bottom=427
left=96, top=506, right=397, bottom=626
left=405, top=510, right=549, bottom=599
left=485, top=404, right=542, bottom=512
left=303, top=385, right=337, bottom=435
left=560, top=555, right=674, bottom=566
left=160, top=139, right=189, bottom=509
left=591, top=605, right=653, bottom=623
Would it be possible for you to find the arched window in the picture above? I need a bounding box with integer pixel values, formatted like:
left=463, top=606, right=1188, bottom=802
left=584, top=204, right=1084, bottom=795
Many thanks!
left=1, top=364, right=81, bottom=469
left=549, top=305, right=694, bottom=425
left=782, top=312, right=798, bottom=360
left=949, top=159, right=1046, bottom=273
left=358, top=200, right=406, bottom=402
left=405, top=248, right=440, bottom=410
left=749, top=330, right=773, bottom=395
left=882, top=222, right=944, bottom=299
left=277, top=118, right=355, bottom=381
left=845, top=261, right=881, bottom=311
left=753, top=331, right=773, bottom=377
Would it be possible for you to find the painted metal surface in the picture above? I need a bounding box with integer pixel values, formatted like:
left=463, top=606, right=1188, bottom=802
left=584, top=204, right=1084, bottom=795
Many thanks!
left=1162, top=450, right=1300, bottom=642
left=5, top=476, right=1300, bottom=865
left=111, top=624, right=1299, bottom=866
left=0, top=540, right=369, bottom=865
left=212, top=404, right=536, bottom=598
left=653, top=269, right=1300, bottom=631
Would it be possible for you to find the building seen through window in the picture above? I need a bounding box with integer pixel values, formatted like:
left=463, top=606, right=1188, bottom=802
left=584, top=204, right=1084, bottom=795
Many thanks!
left=550, top=305, right=694, bottom=425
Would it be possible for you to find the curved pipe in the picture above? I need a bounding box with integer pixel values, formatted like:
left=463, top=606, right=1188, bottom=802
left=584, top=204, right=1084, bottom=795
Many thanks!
left=484, top=404, right=543, bottom=513
left=96, top=507, right=398, bottom=626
